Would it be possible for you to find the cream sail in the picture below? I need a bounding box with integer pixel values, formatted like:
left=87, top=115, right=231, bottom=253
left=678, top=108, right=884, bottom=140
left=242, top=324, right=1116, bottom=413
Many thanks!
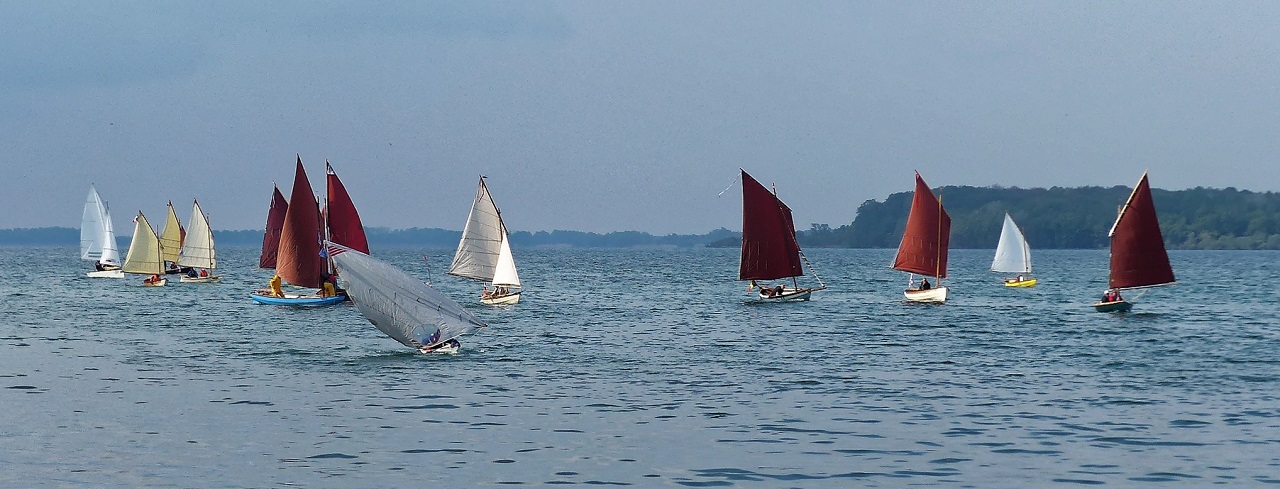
left=121, top=211, right=168, bottom=286
left=177, top=200, right=221, bottom=282
left=159, top=201, right=184, bottom=270
left=448, top=176, right=522, bottom=305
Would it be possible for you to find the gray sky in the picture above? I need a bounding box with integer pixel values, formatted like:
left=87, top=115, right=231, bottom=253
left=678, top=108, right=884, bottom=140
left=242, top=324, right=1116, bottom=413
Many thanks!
left=5, top=1, right=1280, bottom=234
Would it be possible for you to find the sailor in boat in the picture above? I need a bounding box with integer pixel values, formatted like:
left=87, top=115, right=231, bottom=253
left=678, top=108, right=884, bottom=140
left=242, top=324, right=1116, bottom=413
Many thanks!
left=919, top=278, right=931, bottom=290
left=268, top=274, right=284, bottom=297
left=144, top=274, right=161, bottom=285
left=1101, top=289, right=1122, bottom=303
left=199, top=269, right=208, bottom=278
left=1006, top=274, right=1024, bottom=284
left=186, top=268, right=199, bottom=278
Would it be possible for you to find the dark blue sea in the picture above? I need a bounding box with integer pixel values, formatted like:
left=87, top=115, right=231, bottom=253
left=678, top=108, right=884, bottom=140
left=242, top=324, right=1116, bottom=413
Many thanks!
left=4, top=246, right=1280, bottom=487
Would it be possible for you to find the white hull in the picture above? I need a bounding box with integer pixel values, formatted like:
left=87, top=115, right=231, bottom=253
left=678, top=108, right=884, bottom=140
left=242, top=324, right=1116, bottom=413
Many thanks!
left=481, top=290, right=521, bottom=305
left=757, top=287, right=815, bottom=302
left=179, top=274, right=222, bottom=283
left=904, top=286, right=948, bottom=303
left=419, top=343, right=460, bottom=355
left=142, top=277, right=168, bottom=287
left=87, top=269, right=124, bottom=278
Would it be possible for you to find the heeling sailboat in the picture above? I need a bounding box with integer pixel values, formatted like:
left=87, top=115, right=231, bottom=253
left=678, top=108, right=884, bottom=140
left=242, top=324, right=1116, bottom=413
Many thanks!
left=250, top=156, right=344, bottom=306
left=328, top=242, right=487, bottom=354
left=738, top=169, right=825, bottom=301
left=82, top=185, right=124, bottom=278
left=1093, top=171, right=1176, bottom=312
left=159, top=201, right=187, bottom=274
left=448, top=176, right=523, bottom=305
left=893, top=171, right=951, bottom=303
left=992, top=212, right=1036, bottom=287
left=259, top=184, right=288, bottom=269
left=120, top=211, right=168, bottom=286
left=177, top=199, right=221, bottom=283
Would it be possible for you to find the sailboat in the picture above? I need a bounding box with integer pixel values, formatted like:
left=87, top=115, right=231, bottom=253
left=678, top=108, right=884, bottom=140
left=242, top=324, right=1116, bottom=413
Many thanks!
left=325, top=161, right=370, bottom=254
left=738, top=169, right=825, bottom=301
left=258, top=184, right=288, bottom=269
left=448, top=176, right=522, bottom=305
left=1093, top=171, right=1176, bottom=312
left=120, top=211, right=168, bottom=286
left=158, top=201, right=186, bottom=274
left=893, top=172, right=951, bottom=303
left=992, top=212, right=1036, bottom=287
left=82, top=185, right=124, bottom=278
left=328, top=241, right=487, bottom=354
left=249, top=155, right=353, bottom=305
left=177, top=200, right=221, bottom=283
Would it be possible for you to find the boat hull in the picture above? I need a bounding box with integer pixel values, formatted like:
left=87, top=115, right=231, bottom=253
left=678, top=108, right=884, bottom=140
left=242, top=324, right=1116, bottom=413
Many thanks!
left=905, top=286, right=948, bottom=303
left=249, top=292, right=346, bottom=306
left=1093, top=300, right=1133, bottom=313
left=179, top=275, right=223, bottom=283
left=87, top=269, right=124, bottom=278
left=757, top=287, right=815, bottom=302
left=481, top=291, right=521, bottom=305
left=1003, top=278, right=1037, bottom=287
left=142, top=277, right=167, bottom=287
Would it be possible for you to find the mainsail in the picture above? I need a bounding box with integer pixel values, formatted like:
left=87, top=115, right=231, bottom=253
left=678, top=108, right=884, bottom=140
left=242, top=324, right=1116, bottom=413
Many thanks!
left=81, top=185, right=121, bottom=266
left=738, top=169, right=803, bottom=281
left=1108, top=172, right=1175, bottom=290
left=448, top=176, right=520, bottom=286
left=991, top=212, right=1031, bottom=274
left=892, top=172, right=951, bottom=279
left=259, top=185, right=288, bottom=269
left=325, top=161, right=370, bottom=254
left=121, top=212, right=165, bottom=275
left=177, top=200, right=217, bottom=270
left=275, top=156, right=325, bottom=288
left=328, top=242, right=487, bottom=349
left=159, top=201, right=184, bottom=265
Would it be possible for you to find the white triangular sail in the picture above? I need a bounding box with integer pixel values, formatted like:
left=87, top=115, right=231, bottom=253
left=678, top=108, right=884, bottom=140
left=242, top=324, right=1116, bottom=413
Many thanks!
left=80, top=186, right=121, bottom=266
left=991, top=213, right=1031, bottom=274
left=448, top=177, right=511, bottom=283
left=491, top=234, right=521, bottom=287
left=328, top=242, right=486, bottom=349
left=121, top=212, right=165, bottom=275
left=159, top=201, right=184, bottom=264
left=177, top=200, right=217, bottom=269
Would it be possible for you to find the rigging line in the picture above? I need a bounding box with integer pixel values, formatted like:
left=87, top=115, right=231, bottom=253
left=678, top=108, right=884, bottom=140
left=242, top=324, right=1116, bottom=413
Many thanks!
left=797, top=249, right=826, bottom=289
left=716, top=172, right=742, bottom=197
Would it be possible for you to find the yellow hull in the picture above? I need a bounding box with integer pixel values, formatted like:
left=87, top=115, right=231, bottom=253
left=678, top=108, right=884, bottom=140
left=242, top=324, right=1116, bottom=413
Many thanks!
left=1003, top=278, right=1037, bottom=287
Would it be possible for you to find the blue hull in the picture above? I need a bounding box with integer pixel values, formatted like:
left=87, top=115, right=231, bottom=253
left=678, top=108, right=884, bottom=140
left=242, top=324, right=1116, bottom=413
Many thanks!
left=249, top=293, right=346, bottom=307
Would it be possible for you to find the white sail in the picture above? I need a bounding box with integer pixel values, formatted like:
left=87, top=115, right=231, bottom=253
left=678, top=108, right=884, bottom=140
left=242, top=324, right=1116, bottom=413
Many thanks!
left=177, top=200, right=217, bottom=269
left=991, top=213, right=1032, bottom=274
left=159, top=202, right=184, bottom=264
left=327, top=242, right=486, bottom=349
left=80, top=186, right=120, bottom=265
left=448, top=177, right=507, bottom=282
left=121, top=212, right=165, bottom=275
left=492, top=234, right=521, bottom=287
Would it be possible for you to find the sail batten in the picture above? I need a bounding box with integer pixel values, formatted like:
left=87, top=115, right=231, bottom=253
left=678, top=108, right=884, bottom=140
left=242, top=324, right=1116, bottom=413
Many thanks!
left=1108, top=172, right=1175, bottom=290
left=325, top=161, right=370, bottom=254
left=177, top=200, right=217, bottom=269
left=738, top=169, right=804, bottom=281
left=892, top=173, right=951, bottom=279
left=449, top=177, right=518, bottom=285
left=275, top=156, right=325, bottom=288
left=991, top=213, right=1031, bottom=274
left=259, top=185, right=288, bottom=269
left=328, top=242, right=486, bottom=349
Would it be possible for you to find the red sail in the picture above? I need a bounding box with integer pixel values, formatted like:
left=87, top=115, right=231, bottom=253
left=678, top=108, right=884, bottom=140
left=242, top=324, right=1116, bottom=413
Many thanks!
left=1108, top=172, right=1175, bottom=289
left=892, top=172, right=951, bottom=278
left=738, top=169, right=803, bottom=281
left=258, top=185, right=288, bottom=269
left=325, top=161, right=370, bottom=254
left=275, top=156, right=325, bottom=288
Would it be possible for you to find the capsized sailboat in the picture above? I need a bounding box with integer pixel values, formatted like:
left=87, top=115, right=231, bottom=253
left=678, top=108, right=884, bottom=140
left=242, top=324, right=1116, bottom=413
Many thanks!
left=893, top=172, right=951, bottom=303
left=328, top=242, right=487, bottom=354
left=1093, top=171, right=1175, bottom=312
left=177, top=199, right=221, bottom=283
left=992, top=212, right=1036, bottom=287
left=250, top=156, right=343, bottom=306
left=259, top=185, right=288, bottom=269
left=448, top=176, right=522, bottom=305
left=82, top=185, right=124, bottom=278
left=120, top=211, right=168, bottom=286
left=159, top=201, right=186, bottom=274
left=738, top=169, right=825, bottom=301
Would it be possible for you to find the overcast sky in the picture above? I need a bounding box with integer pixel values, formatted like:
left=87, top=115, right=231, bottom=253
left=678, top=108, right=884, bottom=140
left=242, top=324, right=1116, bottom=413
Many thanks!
left=6, top=1, right=1280, bottom=234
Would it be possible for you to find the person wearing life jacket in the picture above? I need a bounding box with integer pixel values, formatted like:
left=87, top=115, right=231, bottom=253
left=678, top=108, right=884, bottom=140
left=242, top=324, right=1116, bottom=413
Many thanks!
left=269, top=274, right=283, bottom=297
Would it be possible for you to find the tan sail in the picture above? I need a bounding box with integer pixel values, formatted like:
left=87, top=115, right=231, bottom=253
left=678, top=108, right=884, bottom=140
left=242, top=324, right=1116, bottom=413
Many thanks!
left=121, top=212, right=166, bottom=275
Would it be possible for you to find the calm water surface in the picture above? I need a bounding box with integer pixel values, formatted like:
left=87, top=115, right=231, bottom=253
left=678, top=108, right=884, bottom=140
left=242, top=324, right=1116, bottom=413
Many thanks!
left=3, top=246, right=1279, bottom=487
